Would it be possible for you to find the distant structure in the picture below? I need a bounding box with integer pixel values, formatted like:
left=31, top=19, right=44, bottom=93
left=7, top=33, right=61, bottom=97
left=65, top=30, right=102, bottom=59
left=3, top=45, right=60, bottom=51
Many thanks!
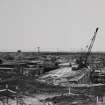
left=37, top=47, right=40, bottom=56
left=17, top=50, right=22, bottom=53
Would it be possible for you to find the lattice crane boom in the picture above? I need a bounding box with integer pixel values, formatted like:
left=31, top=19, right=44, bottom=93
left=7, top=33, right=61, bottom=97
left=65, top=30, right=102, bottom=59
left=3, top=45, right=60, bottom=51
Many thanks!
left=85, top=27, right=99, bottom=65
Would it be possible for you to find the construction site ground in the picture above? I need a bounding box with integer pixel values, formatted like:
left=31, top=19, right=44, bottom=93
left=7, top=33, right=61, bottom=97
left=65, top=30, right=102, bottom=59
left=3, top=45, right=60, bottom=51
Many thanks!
left=1, top=67, right=105, bottom=105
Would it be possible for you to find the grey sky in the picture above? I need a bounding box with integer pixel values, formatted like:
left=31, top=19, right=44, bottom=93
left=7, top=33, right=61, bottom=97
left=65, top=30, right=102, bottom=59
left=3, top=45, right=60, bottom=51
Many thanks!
left=0, top=0, right=105, bottom=52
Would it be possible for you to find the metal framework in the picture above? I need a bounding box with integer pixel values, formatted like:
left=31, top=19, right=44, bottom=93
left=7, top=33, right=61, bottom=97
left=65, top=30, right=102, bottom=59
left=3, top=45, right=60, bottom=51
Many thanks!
left=84, top=27, right=99, bottom=65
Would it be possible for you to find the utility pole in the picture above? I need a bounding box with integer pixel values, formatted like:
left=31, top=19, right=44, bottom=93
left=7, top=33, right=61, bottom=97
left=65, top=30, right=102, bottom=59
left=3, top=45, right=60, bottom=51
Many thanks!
left=34, top=48, right=36, bottom=57
left=68, top=87, right=71, bottom=95
left=37, top=47, right=40, bottom=56
left=16, top=86, right=18, bottom=105
left=57, top=48, right=59, bottom=56
left=6, top=84, right=8, bottom=105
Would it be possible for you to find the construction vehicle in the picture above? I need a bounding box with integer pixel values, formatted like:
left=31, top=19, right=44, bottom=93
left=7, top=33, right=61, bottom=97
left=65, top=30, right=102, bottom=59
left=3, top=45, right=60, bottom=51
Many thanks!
left=72, top=27, right=99, bottom=70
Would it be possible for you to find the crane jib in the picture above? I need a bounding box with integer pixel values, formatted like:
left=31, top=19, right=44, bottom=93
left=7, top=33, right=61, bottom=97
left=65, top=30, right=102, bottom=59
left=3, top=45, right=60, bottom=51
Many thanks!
left=85, top=27, right=99, bottom=65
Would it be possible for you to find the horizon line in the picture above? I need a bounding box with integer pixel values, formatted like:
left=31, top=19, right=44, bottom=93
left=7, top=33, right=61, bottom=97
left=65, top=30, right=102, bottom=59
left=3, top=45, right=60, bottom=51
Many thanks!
left=0, top=50, right=105, bottom=53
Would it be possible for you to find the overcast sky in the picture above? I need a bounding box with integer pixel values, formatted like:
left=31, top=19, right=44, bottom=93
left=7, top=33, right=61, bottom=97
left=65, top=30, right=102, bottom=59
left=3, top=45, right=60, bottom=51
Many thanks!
left=0, top=0, right=105, bottom=52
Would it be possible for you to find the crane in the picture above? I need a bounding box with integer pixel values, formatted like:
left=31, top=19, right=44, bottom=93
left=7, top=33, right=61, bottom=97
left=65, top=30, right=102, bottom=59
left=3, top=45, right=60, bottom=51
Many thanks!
left=77, top=27, right=99, bottom=69
left=85, top=27, right=99, bottom=64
